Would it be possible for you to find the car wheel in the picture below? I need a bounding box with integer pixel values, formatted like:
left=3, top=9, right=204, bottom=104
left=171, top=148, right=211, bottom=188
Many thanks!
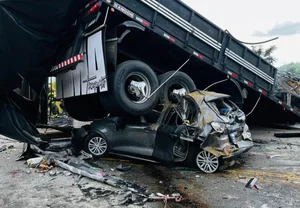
left=84, top=132, right=108, bottom=158
left=100, top=60, right=159, bottom=116
left=196, top=150, right=219, bottom=173
left=64, top=94, right=107, bottom=121
left=157, top=71, right=196, bottom=104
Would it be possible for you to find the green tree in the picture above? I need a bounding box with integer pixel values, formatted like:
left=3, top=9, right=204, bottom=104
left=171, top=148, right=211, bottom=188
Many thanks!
left=279, top=62, right=300, bottom=75
left=287, top=66, right=296, bottom=74
left=251, top=45, right=277, bottom=64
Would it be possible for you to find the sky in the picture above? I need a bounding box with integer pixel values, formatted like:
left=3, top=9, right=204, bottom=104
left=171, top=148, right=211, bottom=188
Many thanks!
left=181, top=0, right=300, bottom=67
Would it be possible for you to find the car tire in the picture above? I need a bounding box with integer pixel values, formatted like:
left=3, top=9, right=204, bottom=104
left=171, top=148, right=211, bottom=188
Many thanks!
left=185, top=145, right=221, bottom=173
left=64, top=94, right=107, bottom=121
left=195, top=150, right=219, bottom=173
left=100, top=60, right=159, bottom=116
left=157, top=71, right=196, bottom=104
left=83, top=132, right=109, bottom=158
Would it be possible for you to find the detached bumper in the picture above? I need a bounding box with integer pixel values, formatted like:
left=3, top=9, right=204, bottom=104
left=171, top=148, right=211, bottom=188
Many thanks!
left=223, top=140, right=253, bottom=160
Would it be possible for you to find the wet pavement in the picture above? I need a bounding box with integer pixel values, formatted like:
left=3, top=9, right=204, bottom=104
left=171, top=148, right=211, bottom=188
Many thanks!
left=1, top=126, right=300, bottom=208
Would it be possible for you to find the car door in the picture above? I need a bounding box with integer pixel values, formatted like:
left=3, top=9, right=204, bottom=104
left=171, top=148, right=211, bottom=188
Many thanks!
left=112, top=123, right=158, bottom=157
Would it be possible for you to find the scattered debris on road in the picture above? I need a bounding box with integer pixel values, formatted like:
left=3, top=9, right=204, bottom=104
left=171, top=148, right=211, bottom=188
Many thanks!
left=0, top=145, right=7, bottom=152
left=26, top=156, right=45, bottom=168
left=116, top=164, right=132, bottom=172
left=274, top=132, right=300, bottom=138
left=266, top=154, right=282, bottom=159
left=15, top=143, right=184, bottom=206
left=245, top=178, right=259, bottom=190
left=0, top=145, right=14, bottom=152
left=222, top=195, right=239, bottom=200
left=2, top=125, right=299, bottom=208
left=49, top=170, right=57, bottom=176
left=63, top=170, right=72, bottom=176
left=149, top=193, right=184, bottom=208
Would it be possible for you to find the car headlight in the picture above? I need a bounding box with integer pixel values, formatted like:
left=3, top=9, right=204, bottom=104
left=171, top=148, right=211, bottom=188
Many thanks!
left=211, top=122, right=226, bottom=133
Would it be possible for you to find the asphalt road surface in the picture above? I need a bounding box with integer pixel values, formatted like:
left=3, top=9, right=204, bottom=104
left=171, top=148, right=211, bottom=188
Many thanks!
left=0, top=126, right=299, bottom=208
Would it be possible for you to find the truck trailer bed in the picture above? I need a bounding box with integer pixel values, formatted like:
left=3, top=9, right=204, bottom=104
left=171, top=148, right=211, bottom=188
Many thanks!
left=103, top=0, right=300, bottom=119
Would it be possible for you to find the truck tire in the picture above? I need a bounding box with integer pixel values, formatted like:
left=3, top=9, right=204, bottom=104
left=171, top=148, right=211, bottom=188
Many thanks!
left=64, top=95, right=107, bottom=121
left=100, top=60, right=159, bottom=116
left=157, top=71, right=196, bottom=104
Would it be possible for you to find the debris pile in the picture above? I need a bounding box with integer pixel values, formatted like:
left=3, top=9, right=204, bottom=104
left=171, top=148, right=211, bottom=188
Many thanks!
left=19, top=142, right=183, bottom=206
left=26, top=156, right=57, bottom=173
left=275, top=72, right=300, bottom=98
left=274, top=72, right=300, bottom=110
left=48, top=114, right=74, bottom=127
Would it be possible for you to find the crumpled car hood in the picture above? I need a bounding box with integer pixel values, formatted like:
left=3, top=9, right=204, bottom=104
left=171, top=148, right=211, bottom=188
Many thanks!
left=186, top=90, right=230, bottom=102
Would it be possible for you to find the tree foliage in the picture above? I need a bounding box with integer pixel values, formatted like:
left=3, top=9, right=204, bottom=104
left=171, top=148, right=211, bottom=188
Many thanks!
left=251, top=45, right=277, bottom=64
left=251, top=44, right=300, bottom=75
left=279, top=62, right=300, bottom=75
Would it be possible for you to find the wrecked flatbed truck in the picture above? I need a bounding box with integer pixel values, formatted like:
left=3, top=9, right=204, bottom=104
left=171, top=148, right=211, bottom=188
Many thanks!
left=49, top=0, right=300, bottom=125
left=0, top=0, right=298, bottom=146
left=72, top=90, right=253, bottom=173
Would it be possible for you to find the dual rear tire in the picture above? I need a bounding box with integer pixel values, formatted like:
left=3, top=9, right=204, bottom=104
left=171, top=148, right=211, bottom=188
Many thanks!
left=64, top=60, right=196, bottom=120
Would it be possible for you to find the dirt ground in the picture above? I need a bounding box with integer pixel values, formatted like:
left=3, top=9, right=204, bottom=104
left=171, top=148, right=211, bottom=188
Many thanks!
left=0, top=125, right=300, bottom=208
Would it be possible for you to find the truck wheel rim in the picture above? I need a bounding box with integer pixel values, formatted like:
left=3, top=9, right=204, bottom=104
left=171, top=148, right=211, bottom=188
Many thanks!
left=196, top=150, right=219, bottom=173
left=88, top=136, right=107, bottom=156
left=126, top=72, right=151, bottom=104
left=168, top=83, right=188, bottom=101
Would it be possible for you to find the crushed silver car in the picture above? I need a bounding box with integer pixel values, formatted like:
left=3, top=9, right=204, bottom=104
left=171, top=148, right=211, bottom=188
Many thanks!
left=172, top=90, right=253, bottom=173
left=73, top=90, right=253, bottom=173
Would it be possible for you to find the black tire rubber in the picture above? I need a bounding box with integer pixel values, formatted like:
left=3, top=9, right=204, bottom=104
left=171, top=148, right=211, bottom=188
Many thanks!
left=64, top=94, right=108, bottom=121
left=183, top=143, right=201, bottom=168
left=71, top=125, right=90, bottom=152
left=100, top=60, right=159, bottom=116
left=157, top=71, right=196, bottom=104
left=83, top=132, right=109, bottom=159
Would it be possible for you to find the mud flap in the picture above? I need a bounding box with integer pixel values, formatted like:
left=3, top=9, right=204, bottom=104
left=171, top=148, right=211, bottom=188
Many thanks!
left=0, top=95, right=42, bottom=146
